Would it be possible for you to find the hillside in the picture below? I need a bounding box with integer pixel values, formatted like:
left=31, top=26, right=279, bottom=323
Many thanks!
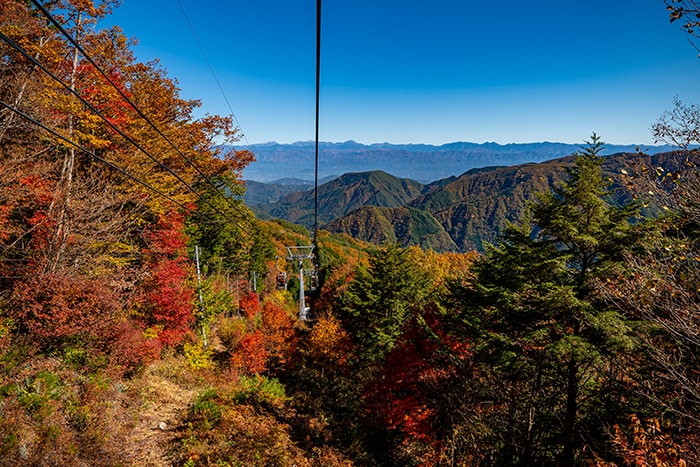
left=5, top=2, right=700, bottom=465
left=320, top=161, right=569, bottom=252
left=252, top=170, right=425, bottom=226
left=244, top=179, right=314, bottom=206
left=257, top=151, right=700, bottom=252
left=324, top=206, right=458, bottom=251
left=411, top=159, right=573, bottom=251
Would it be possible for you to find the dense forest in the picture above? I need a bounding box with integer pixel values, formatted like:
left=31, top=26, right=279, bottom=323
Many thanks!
left=1, top=1, right=699, bottom=466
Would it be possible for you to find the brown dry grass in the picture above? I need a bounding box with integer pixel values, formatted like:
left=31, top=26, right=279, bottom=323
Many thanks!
left=119, top=356, right=198, bottom=467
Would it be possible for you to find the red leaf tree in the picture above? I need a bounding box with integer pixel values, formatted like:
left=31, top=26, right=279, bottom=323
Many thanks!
left=12, top=272, right=120, bottom=344
left=362, top=307, right=471, bottom=464
left=138, top=210, right=195, bottom=346
left=239, top=291, right=262, bottom=318
left=229, top=330, right=268, bottom=375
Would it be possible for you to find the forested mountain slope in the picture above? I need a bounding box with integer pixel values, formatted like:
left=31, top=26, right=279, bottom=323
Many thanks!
left=411, top=150, right=697, bottom=250
left=324, top=205, right=458, bottom=251
left=266, top=151, right=700, bottom=252
left=252, top=170, right=425, bottom=226
left=3, top=1, right=700, bottom=466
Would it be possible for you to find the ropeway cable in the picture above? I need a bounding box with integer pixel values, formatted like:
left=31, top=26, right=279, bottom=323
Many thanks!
left=313, top=0, right=322, bottom=268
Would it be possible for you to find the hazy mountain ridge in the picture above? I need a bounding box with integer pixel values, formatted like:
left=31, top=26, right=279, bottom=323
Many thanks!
left=245, top=179, right=313, bottom=205
left=239, top=140, right=678, bottom=183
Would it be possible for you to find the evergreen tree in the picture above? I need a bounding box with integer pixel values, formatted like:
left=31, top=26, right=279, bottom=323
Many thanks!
left=451, top=135, right=639, bottom=465
left=339, top=244, right=430, bottom=363
left=186, top=175, right=274, bottom=279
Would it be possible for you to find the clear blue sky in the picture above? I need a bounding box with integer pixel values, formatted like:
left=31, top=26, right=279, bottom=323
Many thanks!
left=104, top=1, right=700, bottom=146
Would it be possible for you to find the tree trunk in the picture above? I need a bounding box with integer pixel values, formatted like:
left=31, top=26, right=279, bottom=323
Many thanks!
left=48, top=11, right=82, bottom=272
left=562, top=356, right=578, bottom=466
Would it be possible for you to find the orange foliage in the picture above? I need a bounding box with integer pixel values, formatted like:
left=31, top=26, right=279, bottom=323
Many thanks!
left=260, top=301, right=295, bottom=365
left=409, top=247, right=479, bottom=288
left=230, top=330, right=268, bottom=375
left=307, top=312, right=350, bottom=365
left=239, top=291, right=262, bottom=317
left=607, top=415, right=686, bottom=467
left=105, top=319, right=161, bottom=374
left=78, top=64, right=136, bottom=137
left=226, top=294, right=297, bottom=376
left=12, top=272, right=120, bottom=343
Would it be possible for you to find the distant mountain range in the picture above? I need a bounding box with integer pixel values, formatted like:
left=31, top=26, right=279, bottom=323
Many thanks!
left=238, top=140, right=678, bottom=183
left=247, top=150, right=699, bottom=252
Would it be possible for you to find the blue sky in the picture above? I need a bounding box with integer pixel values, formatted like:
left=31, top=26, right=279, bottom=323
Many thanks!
left=104, top=1, right=700, bottom=146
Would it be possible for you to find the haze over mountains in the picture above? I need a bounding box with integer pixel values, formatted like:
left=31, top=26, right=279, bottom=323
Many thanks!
left=239, top=140, right=678, bottom=183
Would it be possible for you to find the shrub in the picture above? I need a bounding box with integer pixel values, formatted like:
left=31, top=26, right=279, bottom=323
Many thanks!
left=229, top=331, right=268, bottom=375
left=191, top=389, right=223, bottom=430
left=239, top=291, right=261, bottom=317
left=232, top=375, right=288, bottom=409
left=11, top=273, right=120, bottom=348
left=183, top=341, right=213, bottom=370
left=217, top=317, right=247, bottom=351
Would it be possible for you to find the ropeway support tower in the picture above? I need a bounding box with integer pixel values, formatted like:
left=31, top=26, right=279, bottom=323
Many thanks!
left=286, top=245, right=316, bottom=321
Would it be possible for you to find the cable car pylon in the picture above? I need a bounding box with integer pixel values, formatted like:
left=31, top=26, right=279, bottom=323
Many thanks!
left=286, top=245, right=316, bottom=321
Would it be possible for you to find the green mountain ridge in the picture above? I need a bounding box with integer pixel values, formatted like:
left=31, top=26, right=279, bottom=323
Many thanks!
left=249, top=151, right=699, bottom=252
left=252, top=170, right=425, bottom=226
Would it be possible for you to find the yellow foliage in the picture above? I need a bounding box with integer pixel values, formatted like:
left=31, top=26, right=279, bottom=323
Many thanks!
left=605, top=415, right=687, bottom=467
left=143, top=325, right=163, bottom=341
left=217, top=317, right=247, bottom=351
left=182, top=341, right=213, bottom=370
left=307, top=312, right=349, bottom=364
left=408, top=247, right=478, bottom=289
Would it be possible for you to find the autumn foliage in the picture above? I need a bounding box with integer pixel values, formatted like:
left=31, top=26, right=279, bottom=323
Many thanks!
left=137, top=210, right=195, bottom=347
left=602, top=415, right=687, bottom=467
left=239, top=290, right=262, bottom=317
left=11, top=272, right=120, bottom=344
left=362, top=309, right=471, bottom=462
left=9, top=271, right=159, bottom=375
left=226, top=293, right=296, bottom=376
left=306, top=311, right=350, bottom=365
left=229, top=330, right=269, bottom=375
left=2, top=1, right=700, bottom=466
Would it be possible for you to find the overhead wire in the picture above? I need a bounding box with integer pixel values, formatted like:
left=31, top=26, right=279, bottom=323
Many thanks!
left=0, top=98, right=236, bottom=272
left=0, top=98, right=194, bottom=214
left=313, top=0, right=322, bottom=265
left=174, top=0, right=248, bottom=146
left=0, top=30, right=202, bottom=207
left=173, top=0, right=269, bottom=186
left=28, top=0, right=253, bottom=223
left=0, top=27, right=248, bottom=232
